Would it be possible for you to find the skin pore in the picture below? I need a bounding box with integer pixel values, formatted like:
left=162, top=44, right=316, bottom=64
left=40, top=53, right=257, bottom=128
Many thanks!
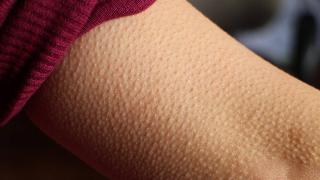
left=27, top=0, right=320, bottom=179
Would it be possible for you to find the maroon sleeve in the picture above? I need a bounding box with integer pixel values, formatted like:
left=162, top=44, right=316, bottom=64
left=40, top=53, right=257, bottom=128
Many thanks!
left=0, top=0, right=155, bottom=126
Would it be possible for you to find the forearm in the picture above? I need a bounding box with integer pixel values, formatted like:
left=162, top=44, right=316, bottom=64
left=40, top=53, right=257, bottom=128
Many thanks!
left=27, top=0, right=320, bottom=179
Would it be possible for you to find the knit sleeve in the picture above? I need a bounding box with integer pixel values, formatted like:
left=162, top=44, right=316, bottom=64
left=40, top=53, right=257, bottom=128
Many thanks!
left=0, top=0, right=155, bottom=126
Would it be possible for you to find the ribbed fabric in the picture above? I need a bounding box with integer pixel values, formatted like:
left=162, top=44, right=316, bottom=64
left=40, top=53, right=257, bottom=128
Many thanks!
left=0, top=0, right=155, bottom=126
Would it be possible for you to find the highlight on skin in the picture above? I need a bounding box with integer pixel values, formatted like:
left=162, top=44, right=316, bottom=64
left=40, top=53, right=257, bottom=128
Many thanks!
left=27, top=0, right=320, bottom=179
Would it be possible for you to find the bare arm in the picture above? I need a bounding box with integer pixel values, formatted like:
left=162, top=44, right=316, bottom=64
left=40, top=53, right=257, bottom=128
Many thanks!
left=27, top=1, right=320, bottom=179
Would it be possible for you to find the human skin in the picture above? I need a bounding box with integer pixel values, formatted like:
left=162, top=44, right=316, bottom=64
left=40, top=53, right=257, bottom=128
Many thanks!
left=26, top=0, right=320, bottom=179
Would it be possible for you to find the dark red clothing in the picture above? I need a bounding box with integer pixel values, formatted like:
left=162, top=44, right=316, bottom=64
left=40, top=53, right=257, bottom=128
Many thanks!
left=0, top=0, right=155, bottom=126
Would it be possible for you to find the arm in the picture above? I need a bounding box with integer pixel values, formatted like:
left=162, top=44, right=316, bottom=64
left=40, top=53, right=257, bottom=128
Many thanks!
left=26, top=1, right=320, bottom=179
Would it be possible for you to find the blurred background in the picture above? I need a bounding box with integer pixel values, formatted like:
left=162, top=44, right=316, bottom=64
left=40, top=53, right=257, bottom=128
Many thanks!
left=1, top=0, right=319, bottom=179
